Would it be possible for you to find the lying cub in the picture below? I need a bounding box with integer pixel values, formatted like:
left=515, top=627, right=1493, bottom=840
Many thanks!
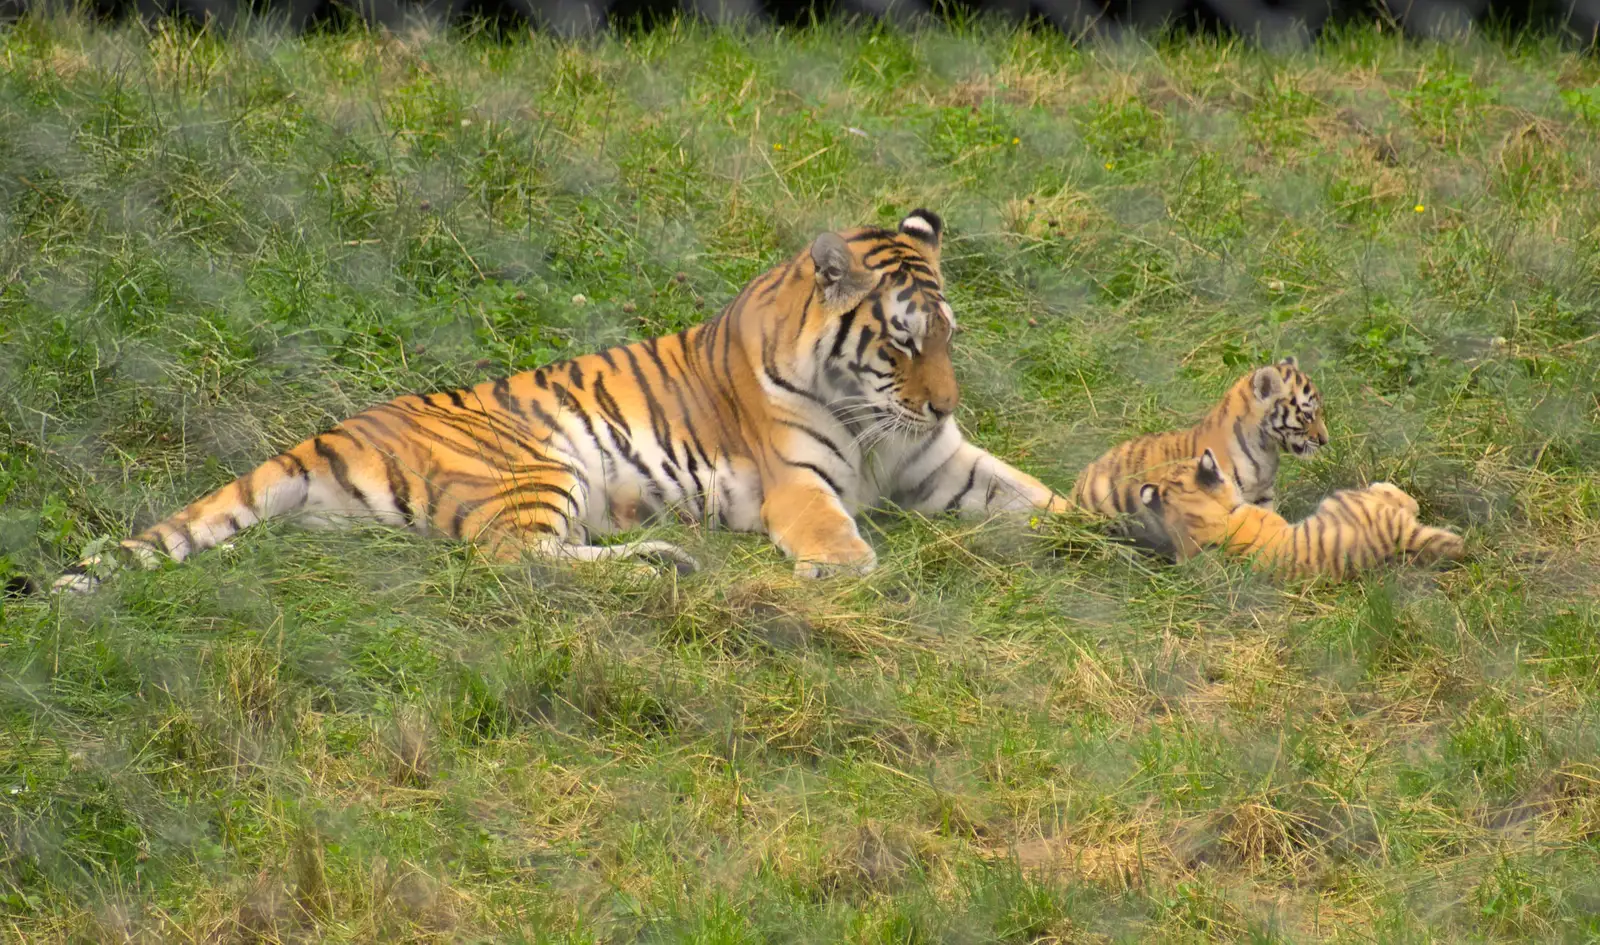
left=1138, top=449, right=1465, bottom=580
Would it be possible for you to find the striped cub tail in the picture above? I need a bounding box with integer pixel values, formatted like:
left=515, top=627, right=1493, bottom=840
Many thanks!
left=51, top=449, right=316, bottom=594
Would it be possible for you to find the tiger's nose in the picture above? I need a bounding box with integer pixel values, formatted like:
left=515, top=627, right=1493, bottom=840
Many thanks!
left=926, top=396, right=957, bottom=420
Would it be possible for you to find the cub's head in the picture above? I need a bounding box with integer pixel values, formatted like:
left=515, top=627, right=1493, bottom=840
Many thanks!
left=1137, top=448, right=1244, bottom=561
left=1244, top=357, right=1328, bottom=458
left=809, top=209, right=957, bottom=436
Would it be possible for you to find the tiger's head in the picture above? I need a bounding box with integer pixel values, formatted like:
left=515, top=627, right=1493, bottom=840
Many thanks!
left=1137, top=448, right=1244, bottom=561
left=806, top=209, right=958, bottom=438
left=1244, top=357, right=1329, bottom=458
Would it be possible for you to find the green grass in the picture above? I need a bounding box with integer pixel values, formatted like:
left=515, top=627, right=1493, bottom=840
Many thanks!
left=2, top=11, right=1600, bottom=942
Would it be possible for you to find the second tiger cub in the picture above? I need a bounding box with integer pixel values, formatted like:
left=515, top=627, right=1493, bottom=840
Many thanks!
left=1139, top=449, right=1465, bottom=580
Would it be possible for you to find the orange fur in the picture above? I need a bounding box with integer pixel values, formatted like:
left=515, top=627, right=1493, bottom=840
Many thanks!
left=55, top=210, right=1070, bottom=591
left=1140, top=449, right=1465, bottom=580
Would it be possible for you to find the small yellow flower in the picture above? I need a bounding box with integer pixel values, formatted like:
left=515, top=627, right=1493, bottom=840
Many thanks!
left=1414, top=204, right=1426, bottom=213
left=1028, top=515, right=1041, bottom=529
left=773, top=143, right=783, bottom=151
left=1104, top=161, right=1115, bottom=170
left=1011, top=137, right=1021, bottom=145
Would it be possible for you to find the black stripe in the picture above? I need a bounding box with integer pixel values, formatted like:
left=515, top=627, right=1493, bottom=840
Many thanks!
left=756, top=262, right=792, bottom=302
left=945, top=462, right=979, bottom=512
left=445, top=389, right=467, bottom=410
left=280, top=452, right=311, bottom=486
left=591, top=376, right=631, bottom=435
left=659, top=343, right=717, bottom=479
left=568, top=361, right=585, bottom=391
left=237, top=470, right=256, bottom=513
left=861, top=244, right=900, bottom=267
left=599, top=349, right=619, bottom=371
left=773, top=419, right=850, bottom=465
left=503, top=480, right=581, bottom=512
left=382, top=452, right=415, bottom=526
left=422, top=461, right=442, bottom=530
left=312, top=437, right=371, bottom=508
left=847, top=228, right=897, bottom=244
left=760, top=359, right=824, bottom=404
left=760, top=328, right=825, bottom=405
left=620, top=346, right=680, bottom=470
left=1233, top=420, right=1262, bottom=479
left=855, top=325, right=875, bottom=361
left=492, top=377, right=527, bottom=420
left=777, top=456, right=842, bottom=497
left=364, top=406, right=524, bottom=469
left=902, top=459, right=950, bottom=509
left=828, top=307, right=859, bottom=361
left=499, top=498, right=571, bottom=521
left=395, top=402, right=544, bottom=466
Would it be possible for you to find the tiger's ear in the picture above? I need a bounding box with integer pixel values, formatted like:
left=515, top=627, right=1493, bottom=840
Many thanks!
left=1278, top=355, right=1299, bottom=369
left=898, top=209, right=943, bottom=250
left=1196, top=449, right=1223, bottom=489
left=811, top=232, right=874, bottom=310
left=1253, top=364, right=1285, bottom=401
left=1138, top=484, right=1162, bottom=512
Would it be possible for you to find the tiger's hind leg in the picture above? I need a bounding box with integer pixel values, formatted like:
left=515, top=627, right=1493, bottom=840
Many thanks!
left=464, top=479, right=699, bottom=577
left=52, top=448, right=322, bottom=594
left=1398, top=521, right=1466, bottom=566
left=1364, top=485, right=1463, bottom=566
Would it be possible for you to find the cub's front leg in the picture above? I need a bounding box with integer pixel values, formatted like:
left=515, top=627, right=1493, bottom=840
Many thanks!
left=760, top=473, right=877, bottom=579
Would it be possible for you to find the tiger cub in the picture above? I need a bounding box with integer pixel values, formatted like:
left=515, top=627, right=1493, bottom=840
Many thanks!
left=52, top=210, right=1073, bottom=592
left=1137, top=448, right=1465, bottom=580
left=1071, top=357, right=1328, bottom=520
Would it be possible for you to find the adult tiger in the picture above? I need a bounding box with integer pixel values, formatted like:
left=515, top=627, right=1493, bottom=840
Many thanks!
left=53, top=210, right=1069, bottom=592
left=1137, top=448, right=1465, bottom=579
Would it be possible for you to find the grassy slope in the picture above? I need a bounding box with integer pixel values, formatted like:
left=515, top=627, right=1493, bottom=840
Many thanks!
left=2, top=13, right=1599, bottom=942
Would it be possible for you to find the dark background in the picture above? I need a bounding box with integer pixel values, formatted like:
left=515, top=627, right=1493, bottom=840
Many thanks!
left=0, top=0, right=1594, bottom=59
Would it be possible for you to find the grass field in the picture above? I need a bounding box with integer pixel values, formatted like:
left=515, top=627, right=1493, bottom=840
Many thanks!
left=3, top=11, right=1600, bottom=942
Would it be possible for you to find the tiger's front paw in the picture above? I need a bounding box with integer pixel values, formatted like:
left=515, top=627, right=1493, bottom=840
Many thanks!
left=793, top=543, right=877, bottom=580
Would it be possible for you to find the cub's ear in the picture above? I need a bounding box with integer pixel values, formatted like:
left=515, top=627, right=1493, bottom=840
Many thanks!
left=811, top=232, right=874, bottom=309
left=1253, top=364, right=1285, bottom=401
left=1138, top=484, right=1162, bottom=512
left=898, top=208, right=942, bottom=247
left=1196, top=449, right=1223, bottom=488
left=1278, top=355, right=1299, bottom=369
